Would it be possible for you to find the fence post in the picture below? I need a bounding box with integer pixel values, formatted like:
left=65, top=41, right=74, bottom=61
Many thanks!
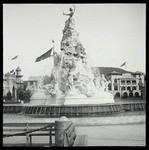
left=55, top=116, right=72, bottom=147
left=26, top=122, right=30, bottom=146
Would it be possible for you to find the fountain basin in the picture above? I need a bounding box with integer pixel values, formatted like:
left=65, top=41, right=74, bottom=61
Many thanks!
left=3, top=102, right=146, bottom=117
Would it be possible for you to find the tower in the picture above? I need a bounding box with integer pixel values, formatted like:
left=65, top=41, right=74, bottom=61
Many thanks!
left=15, top=66, right=23, bottom=79
left=15, top=66, right=23, bottom=100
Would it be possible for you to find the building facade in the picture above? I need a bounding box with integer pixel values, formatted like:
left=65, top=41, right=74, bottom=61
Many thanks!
left=3, top=67, right=23, bottom=100
left=92, top=67, right=145, bottom=98
left=108, top=71, right=145, bottom=98
left=25, top=76, right=43, bottom=93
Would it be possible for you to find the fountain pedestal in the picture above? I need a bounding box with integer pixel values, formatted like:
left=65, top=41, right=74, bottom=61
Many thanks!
left=64, top=90, right=114, bottom=105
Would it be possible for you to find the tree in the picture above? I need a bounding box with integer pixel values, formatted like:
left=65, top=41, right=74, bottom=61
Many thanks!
left=43, top=74, right=56, bottom=85
left=7, top=91, right=12, bottom=100
left=24, top=89, right=32, bottom=101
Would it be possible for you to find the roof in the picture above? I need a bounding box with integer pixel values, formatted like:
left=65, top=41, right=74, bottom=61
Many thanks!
left=109, top=71, right=122, bottom=75
left=91, top=67, right=134, bottom=76
left=132, top=71, right=144, bottom=75
left=5, top=72, right=11, bottom=76
left=16, top=66, right=21, bottom=71
left=28, top=76, right=41, bottom=81
left=27, top=80, right=38, bottom=82
left=119, top=77, right=136, bottom=80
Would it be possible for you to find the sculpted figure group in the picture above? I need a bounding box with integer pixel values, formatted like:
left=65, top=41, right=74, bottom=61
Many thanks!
left=48, top=5, right=110, bottom=98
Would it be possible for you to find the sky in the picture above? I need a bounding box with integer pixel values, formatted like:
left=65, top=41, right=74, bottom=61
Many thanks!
left=3, top=4, right=146, bottom=80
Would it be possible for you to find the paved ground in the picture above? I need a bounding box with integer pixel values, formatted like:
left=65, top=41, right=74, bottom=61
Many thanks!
left=3, top=98, right=146, bottom=146
left=3, top=123, right=145, bottom=146
left=76, top=124, right=146, bottom=146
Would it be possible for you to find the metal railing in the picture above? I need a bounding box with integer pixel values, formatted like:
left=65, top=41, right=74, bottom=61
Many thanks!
left=3, top=122, right=55, bottom=147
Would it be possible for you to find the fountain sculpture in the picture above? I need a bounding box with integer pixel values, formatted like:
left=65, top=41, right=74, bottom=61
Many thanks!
left=30, top=6, right=114, bottom=106
left=4, top=6, right=146, bottom=116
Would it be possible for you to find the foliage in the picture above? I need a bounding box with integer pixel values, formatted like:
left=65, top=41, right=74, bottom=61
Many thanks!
left=24, top=89, right=32, bottom=101
left=6, top=91, right=12, bottom=100
left=43, top=74, right=56, bottom=85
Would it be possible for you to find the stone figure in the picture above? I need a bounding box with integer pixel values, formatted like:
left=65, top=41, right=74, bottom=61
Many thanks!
left=62, top=5, right=76, bottom=34
left=94, top=76, right=101, bottom=90
left=53, top=51, right=61, bottom=67
left=63, top=5, right=76, bottom=19
left=47, top=6, right=112, bottom=100
left=100, top=74, right=108, bottom=91
left=67, top=68, right=75, bottom=90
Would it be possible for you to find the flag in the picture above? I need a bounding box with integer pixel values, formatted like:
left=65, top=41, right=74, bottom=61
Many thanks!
left=120, top=61, right=126, bottom=67
left=10, top=69, right=14, bottom=73
left=10, top=69, right=15, bottom=75
left=35, top=47, right=53, bottom=63
left=12, top=55, right=18, bottom=60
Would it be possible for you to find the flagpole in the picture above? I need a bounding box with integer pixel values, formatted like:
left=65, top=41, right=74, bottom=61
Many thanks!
left=125, top=62, right=127, bottom=71
left=17, top=55, right=19, bottom=67
left=52, top=40, right=55, bottom=68
left=52, top=40, right=55, bottom=53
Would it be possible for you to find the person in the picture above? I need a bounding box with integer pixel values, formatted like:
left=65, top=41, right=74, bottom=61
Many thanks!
left=63, top=5, right=76, bottom=19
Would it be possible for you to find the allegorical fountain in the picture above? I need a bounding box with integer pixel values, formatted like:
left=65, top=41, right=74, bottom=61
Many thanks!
left=3, top=6, right=145, bottom=116
left=30, top=5, right=114, bottom=106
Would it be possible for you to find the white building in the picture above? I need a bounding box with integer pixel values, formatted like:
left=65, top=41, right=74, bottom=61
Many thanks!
left=92, top=67, right=145, bottom=98
left=3, top=66, right=23, bottom=100
left=25, top=76, right=43, bottom=92
left=108, top=71, right=145, bottom=98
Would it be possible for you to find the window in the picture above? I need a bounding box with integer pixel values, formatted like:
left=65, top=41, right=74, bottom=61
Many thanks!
left=121, top=86, right=125, bottom=90
left=114, top=86, right=118, bottom=90
left=114, top=78, right=117, bottom=83
left=135, top=92, right=139, bottom=97
left=132, top=86, right=136, bottom=90
left=115, top=92, right=120, bottom=98
left=132, top=80, right=136, bottom=85
left=129, top=92, right=133, bottom=98
left=121, top=80, right=125, bottom=85
left=127, top=86, right=131, bottom=90
left=127, top=80, right=131, bottom=85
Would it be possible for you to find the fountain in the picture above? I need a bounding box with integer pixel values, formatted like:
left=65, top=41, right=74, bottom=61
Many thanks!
left=3, top=6, right=146, bottom=116
left=30, top=5, right=114, bottom=106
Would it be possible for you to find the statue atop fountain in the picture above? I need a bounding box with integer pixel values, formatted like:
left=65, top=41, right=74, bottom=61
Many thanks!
left=49, top=6, right=114, bottom=105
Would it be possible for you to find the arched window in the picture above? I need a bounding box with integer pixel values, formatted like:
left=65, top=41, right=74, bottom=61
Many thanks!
left=127, top=86, right=131, bottom=90
left=121, top=86, right=125, bottom=90
left=132, top=86, right=136, bottom=90
left=135, top=92, right=139, bottom=98
left=129, top=92, right=133, bottom=98
left=123, top=92, right=128, bottom=98
left=115, top=92, right=120, bottom=98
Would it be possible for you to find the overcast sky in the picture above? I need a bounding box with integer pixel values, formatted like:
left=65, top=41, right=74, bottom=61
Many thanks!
left=3, top=4, right=146, bottom=80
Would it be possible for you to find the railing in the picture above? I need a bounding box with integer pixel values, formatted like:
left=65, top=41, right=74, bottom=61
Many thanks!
left=3, top=122, right=55, bottom=147
left=3, top=116, right=88, bottom=147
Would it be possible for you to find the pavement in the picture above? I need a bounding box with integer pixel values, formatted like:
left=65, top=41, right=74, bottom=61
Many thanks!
left=76, top=123, right=146, bottom=146
left=3, top=113, right=146, bottom=147
left=3, top=98, right=146, bottom=147
left=3, top=123, right=145, bottom=146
